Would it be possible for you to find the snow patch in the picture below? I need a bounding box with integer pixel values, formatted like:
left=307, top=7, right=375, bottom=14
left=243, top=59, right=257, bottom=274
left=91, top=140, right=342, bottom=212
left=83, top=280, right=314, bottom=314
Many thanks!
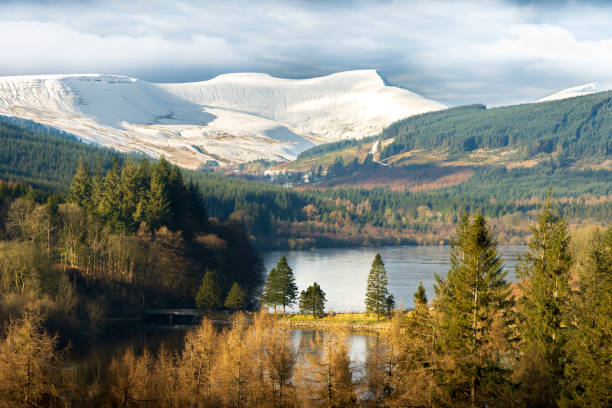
left=536, top=83, right=605, bottom=103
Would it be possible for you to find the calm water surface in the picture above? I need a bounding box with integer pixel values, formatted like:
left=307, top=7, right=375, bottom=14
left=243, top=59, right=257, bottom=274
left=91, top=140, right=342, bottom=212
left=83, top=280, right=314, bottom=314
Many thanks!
left=263, top=245, right=526, bottom=311
left=71, top=245, right=526, bottom=383
left=71, top=326, right=374, bottom=385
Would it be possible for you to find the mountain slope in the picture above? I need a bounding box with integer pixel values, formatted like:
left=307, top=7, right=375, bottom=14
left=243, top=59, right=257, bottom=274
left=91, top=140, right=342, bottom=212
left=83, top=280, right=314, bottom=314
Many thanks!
left=275, top=91, right=612, bottom=193
left=161, top=70, right=446, bottom=142
left=536, top=83, right=604, bottom=102
left=0, top=70, right=445, bottom=168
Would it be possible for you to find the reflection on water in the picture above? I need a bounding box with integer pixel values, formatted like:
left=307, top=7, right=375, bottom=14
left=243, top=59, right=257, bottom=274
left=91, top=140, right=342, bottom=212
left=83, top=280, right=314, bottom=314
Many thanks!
left=69, top=325, right=187, bottom=386
left=263, top=245, right=525, bottom=311
left=292, top=329, right=372, bottom=379
left=70, top=325, right=377, bottom=386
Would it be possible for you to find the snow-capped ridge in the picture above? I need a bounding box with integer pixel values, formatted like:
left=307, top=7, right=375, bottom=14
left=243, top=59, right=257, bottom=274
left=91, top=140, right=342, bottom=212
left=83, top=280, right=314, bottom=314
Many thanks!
left=0, top=70, right=446, bottom=168
left=536, top=82, right=605, bottom=103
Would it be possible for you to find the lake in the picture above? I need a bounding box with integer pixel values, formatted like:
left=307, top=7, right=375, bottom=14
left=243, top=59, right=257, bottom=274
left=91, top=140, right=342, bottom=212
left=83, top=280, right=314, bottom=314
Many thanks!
left=263, top=245, right=526, bottom=311
left=70, top=245, right=526, bottom=384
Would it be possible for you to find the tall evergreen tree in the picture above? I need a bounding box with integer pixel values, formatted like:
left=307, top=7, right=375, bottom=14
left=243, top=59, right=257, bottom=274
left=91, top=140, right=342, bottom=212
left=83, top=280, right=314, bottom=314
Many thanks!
left=365, top=253, right=390, bottom=320
left=299, top=282, right=326, bottom=318
left=68, top=159, right=92, bottom=209
left=147, top=162, right=172, bottom=230
left=224, top=282, right=247, bottom=311
left=261, top=267, right=282, bottom=314
left=414, top=281, right=428, bottom=306
left=117, top=159, right=147, bottom=230
left=196, top=270, right=222, bottom=312
left=434, top=213, right=513, bottom=407
left=516, top=197, right=572, bottom=406
left=560, top=226, right=612, bottom=408
left=97, top=160, right=122, bottom=226
left=261, top=256, right=298, bottom=315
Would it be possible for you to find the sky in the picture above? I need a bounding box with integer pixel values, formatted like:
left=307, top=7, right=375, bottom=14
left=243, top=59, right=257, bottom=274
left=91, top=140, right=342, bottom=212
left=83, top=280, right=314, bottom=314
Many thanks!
left=1, top=0, right=612, bottom=106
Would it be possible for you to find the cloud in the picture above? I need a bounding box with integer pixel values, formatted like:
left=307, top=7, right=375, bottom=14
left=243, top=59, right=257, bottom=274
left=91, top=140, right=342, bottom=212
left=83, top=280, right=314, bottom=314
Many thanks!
left=0, top=0, right=611, bottom=106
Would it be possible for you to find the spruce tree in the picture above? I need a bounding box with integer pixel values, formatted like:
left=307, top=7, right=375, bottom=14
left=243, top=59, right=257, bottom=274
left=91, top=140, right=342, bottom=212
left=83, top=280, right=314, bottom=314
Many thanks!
left=196, top=270, right=222, bottom=312
left=68, top=159, right=92, bottom=209
left=261, top=267, right=282, bottom=313
left=560, top=226, right=612, bottom=407
left=275, top=255, right=298, bottom=315
left=147, top=163, right=172, bottom=230
left=224, top=282, right=247, bottom=311
left=365, top=253, right=390, bottom=320
left=516, top=197, right=572, bottom=406
left=299, top=282, right=326, bottom=318
left=414, top=281, right=428, bottom=306
left=97, top=160, right=122, bottom=225
left=434, top=213, right=513, bottom=407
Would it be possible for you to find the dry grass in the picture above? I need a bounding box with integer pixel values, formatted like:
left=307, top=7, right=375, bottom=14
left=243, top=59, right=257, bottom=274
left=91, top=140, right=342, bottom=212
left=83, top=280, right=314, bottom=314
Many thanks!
left=282, top=312, right=389, bottom=324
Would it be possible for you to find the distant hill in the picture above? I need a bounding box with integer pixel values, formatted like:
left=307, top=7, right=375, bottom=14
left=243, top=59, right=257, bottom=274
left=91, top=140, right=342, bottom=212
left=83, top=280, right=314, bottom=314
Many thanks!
left=380, top=91, right=612, bottom=160
left=289, top=91, right=612, bottom=171
left=269, top=91, right=612, bottom=204
left=536, top=83, right=604, bottom=102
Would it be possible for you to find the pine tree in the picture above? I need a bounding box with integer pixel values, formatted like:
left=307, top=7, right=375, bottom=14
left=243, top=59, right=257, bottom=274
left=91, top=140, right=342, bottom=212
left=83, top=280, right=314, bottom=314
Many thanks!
left=224, top=282, right=247, bottom=311
left=385, top=294, right=395, bottom=314
left=97, top=160, right=122, bottom=225
left=434, top=213, right=513, bottom=407
left=195, top=270, right=222, bottom=312
left=414, top=281, right=428, bottom=306
left=560, top=226, right=612, bottom=408
left=516, top=197, right=572, bottom=406
left=117, top=159, right=147, bottom=230
left=365, top=253, right=390, bottom=320
left=262, top=255, right=298, bottom=315
left=261, top=267, right=282, bottom=314
left=146, top=162, right=172, bottom=230
left=299, top=282, right=326, bottom=318
left=68, top=159, right=92, bottom=209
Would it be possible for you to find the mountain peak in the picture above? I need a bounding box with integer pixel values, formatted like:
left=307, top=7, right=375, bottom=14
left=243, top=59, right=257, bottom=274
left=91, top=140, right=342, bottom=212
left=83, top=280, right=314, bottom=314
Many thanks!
left=536, top=82, right=604, bottom=103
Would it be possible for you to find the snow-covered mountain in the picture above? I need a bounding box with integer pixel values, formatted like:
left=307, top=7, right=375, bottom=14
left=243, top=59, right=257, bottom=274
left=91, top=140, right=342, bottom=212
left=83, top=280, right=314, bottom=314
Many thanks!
left=0, top=70, right=446, bottom=169
left=536, top=83, right=604, bottom=103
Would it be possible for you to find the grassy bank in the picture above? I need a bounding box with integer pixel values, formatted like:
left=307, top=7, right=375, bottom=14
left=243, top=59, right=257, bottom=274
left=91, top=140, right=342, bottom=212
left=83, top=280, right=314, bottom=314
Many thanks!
left=279, top=312, right=393, bottom=331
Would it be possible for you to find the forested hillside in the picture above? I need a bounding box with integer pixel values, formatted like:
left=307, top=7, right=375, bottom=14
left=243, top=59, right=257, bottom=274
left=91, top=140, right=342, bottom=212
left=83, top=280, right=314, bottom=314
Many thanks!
left=294, top=91, right=612, bottom=162
left=0, top=117, right=124, bottom=190
left=1, top=115, right=611, bottom=249
left=381, top=92, right=612, bottom=158
left=0, top=158, right=264, bottom=330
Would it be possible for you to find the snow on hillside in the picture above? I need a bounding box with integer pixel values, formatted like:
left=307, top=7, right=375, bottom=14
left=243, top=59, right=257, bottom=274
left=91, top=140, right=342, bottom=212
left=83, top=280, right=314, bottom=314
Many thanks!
left=0, top=71, right=446, bottom=168
left=536, top=83, right=604, bottom=103
left=161, top=70, right=446, bottom=142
